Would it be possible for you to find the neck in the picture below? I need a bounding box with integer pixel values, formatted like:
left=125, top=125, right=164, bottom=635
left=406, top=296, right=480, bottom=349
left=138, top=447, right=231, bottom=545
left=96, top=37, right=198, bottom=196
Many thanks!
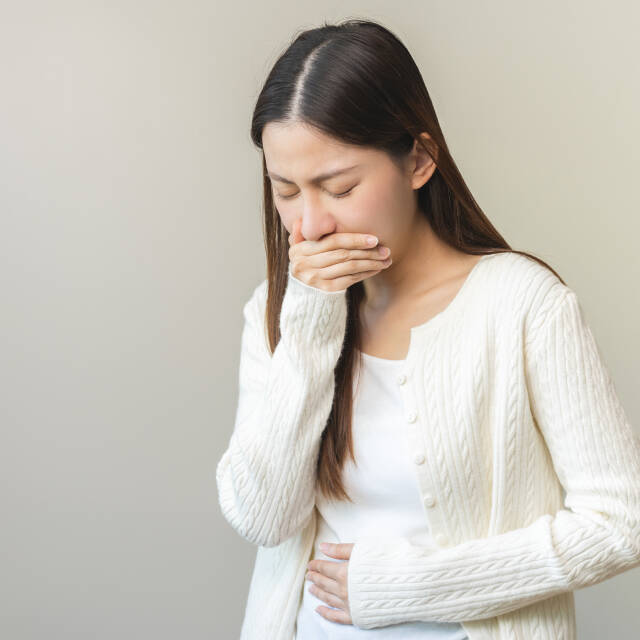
left=362, top=216, right=466, bottom=310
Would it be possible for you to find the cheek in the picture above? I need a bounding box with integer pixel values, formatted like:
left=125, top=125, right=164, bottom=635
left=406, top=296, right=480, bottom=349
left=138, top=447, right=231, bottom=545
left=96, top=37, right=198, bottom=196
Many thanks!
left=351, top=179, right=404, bottom=234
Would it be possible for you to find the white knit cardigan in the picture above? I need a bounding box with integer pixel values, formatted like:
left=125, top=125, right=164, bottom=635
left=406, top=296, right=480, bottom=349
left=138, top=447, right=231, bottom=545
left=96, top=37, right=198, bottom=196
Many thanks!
left=216, top=251, right=640, bottom=640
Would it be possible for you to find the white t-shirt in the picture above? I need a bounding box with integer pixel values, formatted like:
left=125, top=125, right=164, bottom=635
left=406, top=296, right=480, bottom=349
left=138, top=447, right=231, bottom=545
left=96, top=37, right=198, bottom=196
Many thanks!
left=294, top=350, right=468, bottom=639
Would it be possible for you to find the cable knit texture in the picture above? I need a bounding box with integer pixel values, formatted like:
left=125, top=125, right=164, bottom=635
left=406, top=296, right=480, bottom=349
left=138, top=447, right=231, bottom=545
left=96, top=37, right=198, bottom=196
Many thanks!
left=216, top=252, right=640, bottom=640
left=216, top=263, right=348, bottom=548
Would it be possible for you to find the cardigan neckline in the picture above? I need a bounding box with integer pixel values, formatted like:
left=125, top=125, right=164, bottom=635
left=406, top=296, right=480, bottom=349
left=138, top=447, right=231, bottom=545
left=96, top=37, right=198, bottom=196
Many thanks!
left=387, top=252, right=499, bottom=370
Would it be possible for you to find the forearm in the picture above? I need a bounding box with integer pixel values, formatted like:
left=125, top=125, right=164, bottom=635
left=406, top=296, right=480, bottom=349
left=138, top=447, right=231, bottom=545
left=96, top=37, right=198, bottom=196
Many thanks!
left=217, top=271, right=348, bottom=547
left=347, top=506, right=640, bottom=627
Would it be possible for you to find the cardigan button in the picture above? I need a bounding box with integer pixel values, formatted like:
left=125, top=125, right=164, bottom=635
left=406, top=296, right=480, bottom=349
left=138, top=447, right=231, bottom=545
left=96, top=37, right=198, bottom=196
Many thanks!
left=413, top=453, right=425, bottom=465
left=396, top=373, right=407, bottom=385
left=423, top=492, right=436, bottom=507
left=435, top=533, right=448, bottom=546
left=407, top=411, right=417, bottom=423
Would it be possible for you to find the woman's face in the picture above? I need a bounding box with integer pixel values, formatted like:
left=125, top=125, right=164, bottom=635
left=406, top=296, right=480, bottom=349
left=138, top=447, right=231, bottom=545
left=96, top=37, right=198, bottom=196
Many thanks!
left=262, top=121, right=433, bottom=249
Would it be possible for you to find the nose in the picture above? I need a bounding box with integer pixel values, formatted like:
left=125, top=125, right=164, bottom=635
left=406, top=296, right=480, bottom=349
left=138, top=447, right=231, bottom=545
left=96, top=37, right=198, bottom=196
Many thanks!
left=300, top=196, right=337, bottom=242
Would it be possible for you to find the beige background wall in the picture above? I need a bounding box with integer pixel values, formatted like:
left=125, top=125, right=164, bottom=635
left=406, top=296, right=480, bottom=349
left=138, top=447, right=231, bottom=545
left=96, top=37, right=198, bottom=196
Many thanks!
left=1, top=1, right=638, bottom=638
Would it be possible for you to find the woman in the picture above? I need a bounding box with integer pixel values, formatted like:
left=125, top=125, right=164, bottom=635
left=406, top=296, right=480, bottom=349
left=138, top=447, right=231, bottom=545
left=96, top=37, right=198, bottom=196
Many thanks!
left=216, top=18, right=640, bottom=640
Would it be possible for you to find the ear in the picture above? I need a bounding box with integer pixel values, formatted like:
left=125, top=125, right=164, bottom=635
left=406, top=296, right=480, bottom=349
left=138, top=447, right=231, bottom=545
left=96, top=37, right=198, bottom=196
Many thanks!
left=409, top=132, right=437, bottom=190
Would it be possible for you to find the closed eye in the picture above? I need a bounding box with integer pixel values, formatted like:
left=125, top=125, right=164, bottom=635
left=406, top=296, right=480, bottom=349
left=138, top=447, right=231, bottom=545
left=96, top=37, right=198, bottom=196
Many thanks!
left=275, top=186, right=356, bottom=200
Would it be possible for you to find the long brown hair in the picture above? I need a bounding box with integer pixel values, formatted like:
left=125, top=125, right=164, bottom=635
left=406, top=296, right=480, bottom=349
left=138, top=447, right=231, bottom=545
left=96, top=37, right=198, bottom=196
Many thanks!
left=249, top=18, right=565, bottom=503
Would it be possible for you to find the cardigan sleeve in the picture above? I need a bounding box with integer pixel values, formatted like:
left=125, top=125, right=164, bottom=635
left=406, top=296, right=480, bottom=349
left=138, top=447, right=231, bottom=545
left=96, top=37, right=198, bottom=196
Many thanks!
left=347, top=286, right=640, bottom=628
left=216, top=266, right=348, bottom=548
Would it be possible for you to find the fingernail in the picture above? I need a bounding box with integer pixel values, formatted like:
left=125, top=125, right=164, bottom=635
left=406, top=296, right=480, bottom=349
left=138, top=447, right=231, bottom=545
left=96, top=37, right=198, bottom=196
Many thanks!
left=319, top=542, right=328, bottom=551
left=366, top=235, right=378, bottom=246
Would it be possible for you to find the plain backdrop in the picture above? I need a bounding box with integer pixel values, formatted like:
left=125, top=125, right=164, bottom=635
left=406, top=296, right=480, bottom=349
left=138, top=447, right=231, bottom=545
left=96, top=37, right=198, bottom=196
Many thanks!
left=1, top=2, right=639, bottom=638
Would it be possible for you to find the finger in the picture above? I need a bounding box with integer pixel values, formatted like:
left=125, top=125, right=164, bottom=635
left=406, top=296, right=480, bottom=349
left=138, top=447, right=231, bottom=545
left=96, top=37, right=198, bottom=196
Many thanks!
left=307, top=570, right=342, bottom=598
left=319, top=542, right=354, bottom=560
left=316, top=605, right=352, bottom=625
left=300, top=248, right=391, bottom=273
left=296, top=231, right=379, bottom=256
left=308, top=583, right=346, bottom=610
left=308, top=559, right=345, bottom=582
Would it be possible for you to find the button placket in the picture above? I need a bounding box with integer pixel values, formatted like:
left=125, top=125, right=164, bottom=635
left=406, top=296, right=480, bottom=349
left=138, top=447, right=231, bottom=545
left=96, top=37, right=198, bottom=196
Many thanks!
left=397, top=370, right=430, bottom=492
left=396, top=365, right=448, bottom=546
left=423, top=492, right=436, bottom=507
left=397, top=371, right=423, bottom=471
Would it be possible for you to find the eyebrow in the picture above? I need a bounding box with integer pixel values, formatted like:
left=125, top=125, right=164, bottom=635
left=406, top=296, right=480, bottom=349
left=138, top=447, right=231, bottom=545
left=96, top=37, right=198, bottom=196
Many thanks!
left=267, top=164, right=361, bottom=185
